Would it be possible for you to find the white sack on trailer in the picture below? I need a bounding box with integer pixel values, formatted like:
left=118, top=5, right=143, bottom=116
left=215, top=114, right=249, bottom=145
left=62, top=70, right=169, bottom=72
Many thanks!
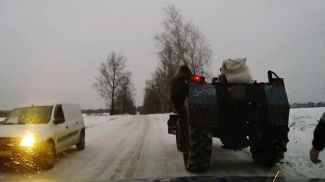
left=220, top=58, right=254, bottom=84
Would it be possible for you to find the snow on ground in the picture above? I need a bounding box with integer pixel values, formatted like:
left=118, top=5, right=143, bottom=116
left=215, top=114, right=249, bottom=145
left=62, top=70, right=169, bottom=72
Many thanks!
left=283, top=107, right=325, bottom=178
left=0, top=108, right=324, bottom=181
left=83, top=113, right=127, bottom=129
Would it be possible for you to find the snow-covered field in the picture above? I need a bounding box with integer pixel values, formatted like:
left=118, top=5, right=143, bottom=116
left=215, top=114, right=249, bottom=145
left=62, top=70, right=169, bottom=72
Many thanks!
left=283, top=107, right=325, bottom=178
left=0, top=108, right=324, bottom=181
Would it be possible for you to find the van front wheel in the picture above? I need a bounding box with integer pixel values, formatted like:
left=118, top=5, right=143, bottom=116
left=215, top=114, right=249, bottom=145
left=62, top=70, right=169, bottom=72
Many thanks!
left=76, top=131, right=85, bottom=151
left=38, top=140, right=56, bottom=170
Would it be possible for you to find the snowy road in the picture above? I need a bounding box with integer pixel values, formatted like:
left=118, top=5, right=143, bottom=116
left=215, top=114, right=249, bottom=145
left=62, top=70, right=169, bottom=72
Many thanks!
left=0, top=109, right=325, bottom=181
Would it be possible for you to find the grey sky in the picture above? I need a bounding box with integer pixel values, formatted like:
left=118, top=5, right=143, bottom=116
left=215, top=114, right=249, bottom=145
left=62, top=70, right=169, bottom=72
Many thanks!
left=0, top=0, right=324, bottom=110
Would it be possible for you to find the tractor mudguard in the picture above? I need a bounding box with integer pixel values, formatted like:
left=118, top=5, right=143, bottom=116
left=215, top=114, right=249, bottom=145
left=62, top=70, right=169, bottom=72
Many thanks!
left=186, top=82, right=218, bottom=127
left=264, top=72, right=290, bottom=125
left=264, top=84, right=290, bottom=125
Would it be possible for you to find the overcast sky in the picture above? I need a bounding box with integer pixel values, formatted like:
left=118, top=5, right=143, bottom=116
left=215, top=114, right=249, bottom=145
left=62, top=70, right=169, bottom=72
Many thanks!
left=0, top=0, right=325, bottom=110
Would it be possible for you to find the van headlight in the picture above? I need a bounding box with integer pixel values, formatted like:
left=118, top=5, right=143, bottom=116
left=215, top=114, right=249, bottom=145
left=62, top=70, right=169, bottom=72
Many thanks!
left=20, top=133, right=35, bottom=147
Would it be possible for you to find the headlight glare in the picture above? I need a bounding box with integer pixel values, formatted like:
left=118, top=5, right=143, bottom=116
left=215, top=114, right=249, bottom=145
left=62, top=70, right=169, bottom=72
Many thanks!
left=20, top=133, right=35, bottom=147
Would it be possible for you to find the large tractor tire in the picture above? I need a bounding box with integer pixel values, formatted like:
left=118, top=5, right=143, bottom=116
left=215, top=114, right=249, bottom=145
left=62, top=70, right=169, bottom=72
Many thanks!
left=183, top=125, right=212, bottom=172
left=176, top=124, right=184, bottom=152
left=176, top=112, right=187, bottom=152
left=250, top=124, right=289, bottom=166
left=179, top=100, right=213, bottom=172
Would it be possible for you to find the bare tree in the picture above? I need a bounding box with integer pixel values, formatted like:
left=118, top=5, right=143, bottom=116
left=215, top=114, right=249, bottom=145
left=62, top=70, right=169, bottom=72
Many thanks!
left=185, top=25, right=212, bottom=76
left=143, top=78, right=161, bottom=113
left=115, top=72, right=136, bottom=114
left=155, top=5, right=211, bottom=75
left=93, top=52, right=126, bottom=115
left=142, top=5, right=212, bottom=114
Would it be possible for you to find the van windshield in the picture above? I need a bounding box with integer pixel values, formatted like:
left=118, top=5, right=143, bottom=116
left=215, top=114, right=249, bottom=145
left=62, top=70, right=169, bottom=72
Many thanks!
left=3, top=106, right=53, bottom=125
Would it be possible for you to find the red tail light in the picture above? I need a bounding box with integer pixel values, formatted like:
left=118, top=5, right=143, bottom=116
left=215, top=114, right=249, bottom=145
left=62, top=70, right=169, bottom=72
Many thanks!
left=191, top=74, right=203, bottom=83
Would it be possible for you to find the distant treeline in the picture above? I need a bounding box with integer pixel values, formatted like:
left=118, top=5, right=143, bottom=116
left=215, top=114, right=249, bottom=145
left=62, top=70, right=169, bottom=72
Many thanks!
left=82, top=109, right=110, bottom=115
left=291, top=102, right=325, bottom=108
left=82, top=108, right=137, bottom=115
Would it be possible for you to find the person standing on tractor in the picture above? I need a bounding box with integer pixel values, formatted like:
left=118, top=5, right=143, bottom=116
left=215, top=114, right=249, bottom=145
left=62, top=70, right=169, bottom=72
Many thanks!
left=170, top=65, right=192, bottom=114
left=167, top=65, right=192, bottom=132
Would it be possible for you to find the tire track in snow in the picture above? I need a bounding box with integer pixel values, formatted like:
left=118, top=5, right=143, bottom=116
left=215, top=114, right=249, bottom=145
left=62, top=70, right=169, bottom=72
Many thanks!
left=94, top=115, right=151, bottom=181
left=84, top=117, right=142, bottom=181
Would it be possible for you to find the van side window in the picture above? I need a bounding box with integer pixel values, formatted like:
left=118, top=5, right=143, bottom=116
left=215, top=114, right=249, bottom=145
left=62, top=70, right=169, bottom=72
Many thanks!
left=54, top=105, right=65, bottom=122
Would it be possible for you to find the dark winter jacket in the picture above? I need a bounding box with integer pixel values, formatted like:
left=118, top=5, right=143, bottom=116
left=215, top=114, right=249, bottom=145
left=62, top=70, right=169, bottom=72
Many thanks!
left=312, top=112, right=325, bottom=151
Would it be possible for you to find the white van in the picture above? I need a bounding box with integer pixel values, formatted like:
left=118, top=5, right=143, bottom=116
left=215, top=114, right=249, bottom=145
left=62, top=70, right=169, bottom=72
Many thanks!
left=0, top=103, right=85, bottom=169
